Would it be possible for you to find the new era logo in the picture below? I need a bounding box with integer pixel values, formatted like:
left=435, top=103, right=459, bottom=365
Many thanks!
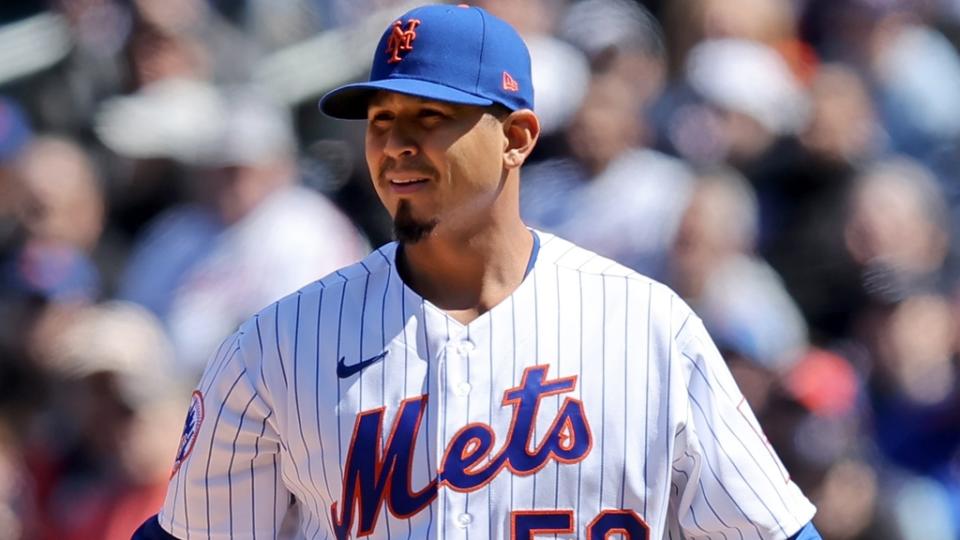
left=502, top=71, right=519, bottom=92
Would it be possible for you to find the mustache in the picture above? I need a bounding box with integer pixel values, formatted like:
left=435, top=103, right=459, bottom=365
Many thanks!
left=377, top=160, right=437, bottom=180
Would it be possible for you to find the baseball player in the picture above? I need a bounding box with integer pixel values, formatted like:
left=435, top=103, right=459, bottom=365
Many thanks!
left=134, top=4, right=821, bottom=539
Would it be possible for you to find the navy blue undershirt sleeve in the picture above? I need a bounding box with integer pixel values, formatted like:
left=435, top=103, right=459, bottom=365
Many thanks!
left=787, top=521, right=822, bottom=540
left=131, top=515, right=179, bottom=539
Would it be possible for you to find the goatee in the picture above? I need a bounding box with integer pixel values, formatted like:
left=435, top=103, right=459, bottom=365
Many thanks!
left=393, top=200, right=438, bottom=244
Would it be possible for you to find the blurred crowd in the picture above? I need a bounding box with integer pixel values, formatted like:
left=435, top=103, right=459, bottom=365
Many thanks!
left=0, top=0, right=958, bottom=538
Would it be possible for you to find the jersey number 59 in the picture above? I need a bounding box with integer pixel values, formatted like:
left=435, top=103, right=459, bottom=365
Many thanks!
left=512, top=509, right=650, bottom=539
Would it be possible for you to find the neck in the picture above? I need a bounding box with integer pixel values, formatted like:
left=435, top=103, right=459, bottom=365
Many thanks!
left=398, top=212, right=533, bottom=325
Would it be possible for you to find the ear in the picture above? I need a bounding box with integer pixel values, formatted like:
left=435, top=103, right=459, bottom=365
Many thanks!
left=502, top=109, right=540, bottom=170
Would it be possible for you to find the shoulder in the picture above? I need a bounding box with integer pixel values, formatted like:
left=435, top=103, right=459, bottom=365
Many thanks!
left=534, top=230, right=695, bottom=327
left=536, top=230, right=671, bottom=287
left=245, top=242, right=397, bottom=319
left=228, top=243, right=399, bottom=390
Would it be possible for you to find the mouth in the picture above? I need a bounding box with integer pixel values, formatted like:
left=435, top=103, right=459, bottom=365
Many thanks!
left=386, top=175, right=431, bottom=194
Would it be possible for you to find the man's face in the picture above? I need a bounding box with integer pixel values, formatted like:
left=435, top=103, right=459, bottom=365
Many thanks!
left=365, top=92, right=507, bottom=243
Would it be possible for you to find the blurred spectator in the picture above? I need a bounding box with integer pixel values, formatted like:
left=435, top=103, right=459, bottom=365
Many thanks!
left=522, top=72, right=693, bottom=279
left=0, top=241, right=100, bottom=419
left=876, top=15, right=960, bottom=156
left=0, top=133, right=117, bottom=325
left=669, top=167, right=808, bottom=370
left=1, top=242, right=101, bottom=308
left=95, top=78, right=221, bottom=238
left=0, top=419, right=32, bottom=540
left=24, top=0, right=131, bottom=135
left=678, top=38, right=809, bottom=166
left=25, top=301, right=186, bottom=540
left=129, top=0, right=260, bottom=86
left=811, top=458, right=880, bottom=539
left=804, top=0, right=960, bottom=159
left=94, top=78, right=224, bottom=164
left=112, top=89, right=368, bottom=373
left=852, top=290, right=960, bottom=539
left=84, top=0, right=262, bottom=240
left=661, top=167, right=888, bottom=539
left=800, top=64, right=885, bottom=166
left=868, top=294, right=956, bottom=406
left=844, top=158, right=951, bottom=301
left=560, top=0, right=666, bottom=95
left=61, top=10, right=218, bottom=244
left=839, top=157, right=960, bottom=538
left=11, top=136, right=105, bottom=254
left=662, top=0, right=816, bottom=82
left=521, top=2, right=690, bottom=277
left=754, top=64, right=879, bottom=342
left=125, top=20, right=209, bottom=89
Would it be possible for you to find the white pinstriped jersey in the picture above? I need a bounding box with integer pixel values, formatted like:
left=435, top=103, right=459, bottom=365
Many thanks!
left=159, top=230, right=815, bottom=539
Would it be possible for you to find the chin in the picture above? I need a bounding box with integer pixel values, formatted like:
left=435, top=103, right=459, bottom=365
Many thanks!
left=394, top=220, right=438, bottom=244
left=393, top=199, right=438, bottom=243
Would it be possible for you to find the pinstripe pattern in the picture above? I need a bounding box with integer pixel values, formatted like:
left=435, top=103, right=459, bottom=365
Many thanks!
left=530, top=270, right=539, bottom=508
left=441, top=316, right=450, bottom=540
left=464, top=325, right=472, bottom=540
left=313, top=287, right=335, bottom=536
left=553, top=260, right=563, bottom=512
left=157, top=231, right=815, bottom=539
left=488, top=305, right=495, bottom=534
left=420, top=296, right=435, bottom=538
left=575, top=268, right=584, bottom=534
left=509, top=294, right=517, bottom=516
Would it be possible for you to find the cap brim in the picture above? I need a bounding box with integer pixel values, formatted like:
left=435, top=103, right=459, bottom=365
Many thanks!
left=319, top=78, right=494, bottom=119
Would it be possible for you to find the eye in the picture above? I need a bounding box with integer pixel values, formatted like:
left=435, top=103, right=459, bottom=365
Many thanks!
left=418, top=107, right=450, bottom=124
left=368, top=110, right=395, bottom=127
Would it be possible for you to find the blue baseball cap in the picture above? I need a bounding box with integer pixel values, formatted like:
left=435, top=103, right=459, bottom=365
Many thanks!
left=320, top=4, right=534, bottom=119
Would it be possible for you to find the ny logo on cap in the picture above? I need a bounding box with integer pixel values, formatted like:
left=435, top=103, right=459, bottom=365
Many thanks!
left=385, top=18, right=421, bottom=64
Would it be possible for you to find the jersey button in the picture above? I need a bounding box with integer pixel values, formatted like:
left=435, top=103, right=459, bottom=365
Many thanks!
left=457, top=339, right=475, bottom=356
left=456, top=513, right=473, bottom=528
left=455, top=381, right=472, bottom=396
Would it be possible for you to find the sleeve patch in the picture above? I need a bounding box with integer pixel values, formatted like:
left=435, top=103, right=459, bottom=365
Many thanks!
left=170, top=390, right=205, bottom=479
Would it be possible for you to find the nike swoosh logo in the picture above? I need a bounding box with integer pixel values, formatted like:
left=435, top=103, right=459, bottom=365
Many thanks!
left=336, top=351, right=389, bottom=379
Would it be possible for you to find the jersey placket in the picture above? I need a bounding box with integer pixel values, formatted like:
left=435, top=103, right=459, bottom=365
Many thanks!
left=437, top=318, right=476, bottom=539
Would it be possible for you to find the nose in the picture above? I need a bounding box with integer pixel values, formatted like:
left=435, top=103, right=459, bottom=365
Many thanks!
left=382, top=122, right=418, bottom=159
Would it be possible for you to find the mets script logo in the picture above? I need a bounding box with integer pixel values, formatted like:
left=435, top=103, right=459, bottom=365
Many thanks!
left=385, top=18, right=421, bottom=63
left=170, top=390, right=204, bottom=479
left=331, top=365, right=592, bottom=539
